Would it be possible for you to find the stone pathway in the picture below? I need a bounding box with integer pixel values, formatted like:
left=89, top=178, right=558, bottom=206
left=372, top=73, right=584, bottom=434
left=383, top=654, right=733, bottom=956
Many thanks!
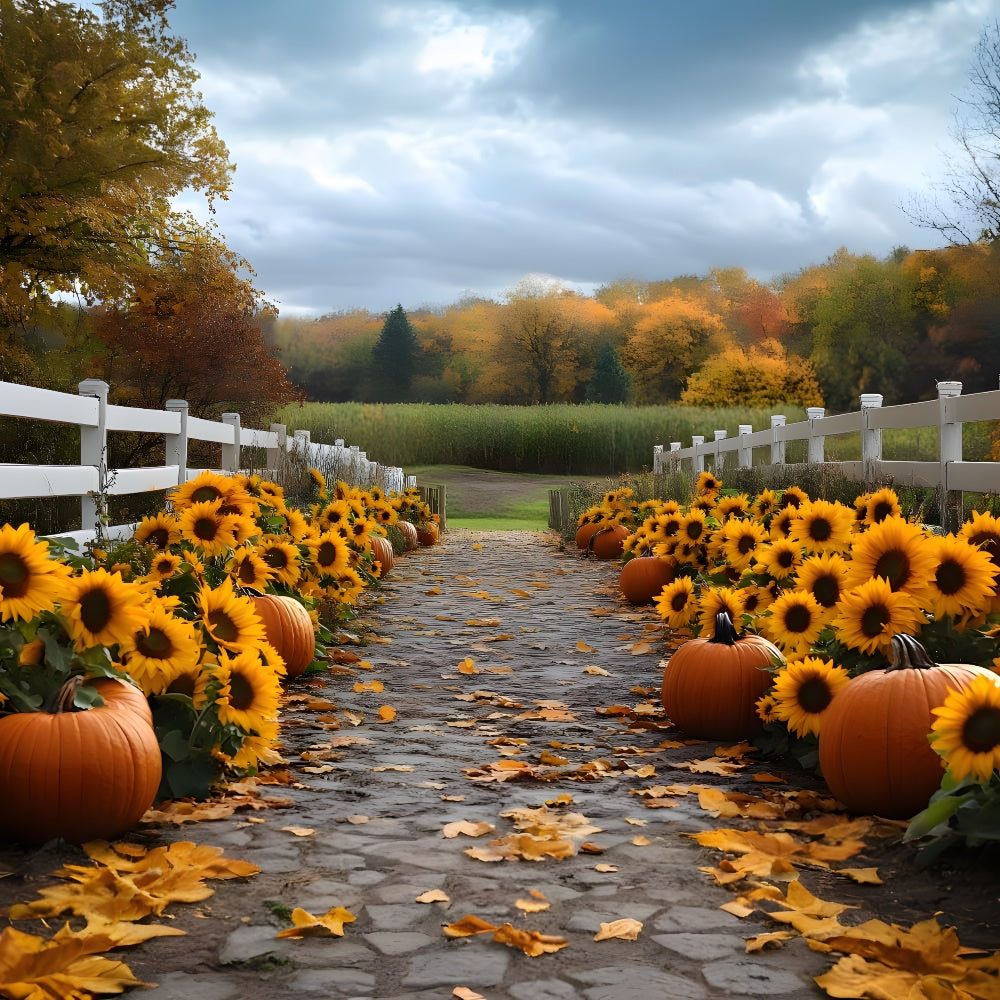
left=5, top=528, right=837, bottom=999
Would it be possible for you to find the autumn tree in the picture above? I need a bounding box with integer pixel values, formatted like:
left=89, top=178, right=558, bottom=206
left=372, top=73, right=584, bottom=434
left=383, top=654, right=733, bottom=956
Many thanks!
left=0, top=0, right=232, bottom=334
left=371, top=305, right=421, bottom=401
left=586, top=341, right=630, bottom=403
left=681, top=341, right=823, bottom=408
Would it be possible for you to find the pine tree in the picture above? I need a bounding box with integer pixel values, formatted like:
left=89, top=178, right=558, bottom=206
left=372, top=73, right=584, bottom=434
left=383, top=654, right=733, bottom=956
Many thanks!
left=586, top=341, right=630, bottom=403
left=371, top=304, right=420, bottom=401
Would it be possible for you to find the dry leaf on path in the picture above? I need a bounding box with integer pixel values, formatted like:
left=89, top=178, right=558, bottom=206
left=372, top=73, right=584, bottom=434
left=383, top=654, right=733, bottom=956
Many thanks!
left=453, top=988, right=488, bottom=1000
left=415, top=890, right=451, bottom=904
left=377, top=705, right=397, bottom=722
left=442, top=821, right=495, bottom=839
left=492, top=923, right=568, bottom=956
left=515, top=891, right=550, bottom=913
left=275, top=906, right=356, bottom=939
left=443, top=915, right=497, bottom=938
left=594, top=919, right=643, bottom=941
left=281, top=827, right=315, bottom=837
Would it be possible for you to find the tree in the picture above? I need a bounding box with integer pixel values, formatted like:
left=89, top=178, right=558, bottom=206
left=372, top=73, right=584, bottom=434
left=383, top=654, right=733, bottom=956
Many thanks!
left=371, top=305, right=420, bottom=401
left=586, top=341, right=630, bottom=403
left=0, top=0, right=232, bottom=319
left=906, top=20, right=1000, bottom=243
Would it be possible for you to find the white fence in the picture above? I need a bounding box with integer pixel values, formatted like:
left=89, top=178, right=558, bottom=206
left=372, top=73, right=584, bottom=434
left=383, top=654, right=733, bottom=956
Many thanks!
left=0, top=379, right=415, bottom=545
left=654, top=381, right=1000, bottom=527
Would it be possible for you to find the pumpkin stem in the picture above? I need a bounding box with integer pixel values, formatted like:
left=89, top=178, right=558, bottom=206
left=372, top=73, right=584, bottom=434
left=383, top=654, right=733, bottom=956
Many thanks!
left=888, top=633, right=936, bottom=670
left=708, top=611, right=740, bottom=646
left=51, top=676, right=85, bottom=714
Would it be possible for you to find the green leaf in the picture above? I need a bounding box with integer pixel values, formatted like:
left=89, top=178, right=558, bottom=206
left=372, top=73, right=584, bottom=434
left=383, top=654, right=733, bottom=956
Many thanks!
left=159, top=729, right=193, bottom=763
left=164, top=754, right=221, bottom=800
left=904, top=792, right=969, bottom=841
left=72, top=685, right=105, bottom=710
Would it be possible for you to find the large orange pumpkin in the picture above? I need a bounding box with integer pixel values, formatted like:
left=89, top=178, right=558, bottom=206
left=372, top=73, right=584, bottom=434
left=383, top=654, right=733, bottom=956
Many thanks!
left=0, top=678, right=161, bottom=844
left=249, top=593, right=315, bottom=678
left=661, top=612, right=782, bottom=739
left=620, top=554, right=676, bottom=605
left=818, top=634, right=996, bottom=818
left=370, top=535, right=394, bottom=576
left=397, top=520, right=419, bottom=551
left=590, top=524, right=629, bottom=560
left=575, top=519, right=606, bottom=550
left=417, top=521, right=439, bottom=546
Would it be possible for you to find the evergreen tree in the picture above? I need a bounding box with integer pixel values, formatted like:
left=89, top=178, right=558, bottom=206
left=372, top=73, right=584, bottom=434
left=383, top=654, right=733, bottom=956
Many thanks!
left=586, top=341, right=630, bottom=403
left=371, top=304, right=420, bottom=401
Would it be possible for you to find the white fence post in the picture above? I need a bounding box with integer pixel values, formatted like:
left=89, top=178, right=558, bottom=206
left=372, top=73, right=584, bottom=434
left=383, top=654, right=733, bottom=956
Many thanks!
left=267, top=422, right=286, bottom=473
left=691, top=435, right=705, bottom=474
left=806, top=407, right=826, bottom=464
left=713, top=430, right=727, bottom=474
left=937, top=381, right=964, bottom=531
left=78, top=379, right=108, bottom=532
left=770, top=415, right=786, bottom=465
left=737, top=425, right=753, bottom=469
left=653, top=444, right=663, bottom=474
left=165, top=399, right=189, bottom=485
left=860, top=393, right=883, bottom=485
left=221, top=412, right=241, bottom=473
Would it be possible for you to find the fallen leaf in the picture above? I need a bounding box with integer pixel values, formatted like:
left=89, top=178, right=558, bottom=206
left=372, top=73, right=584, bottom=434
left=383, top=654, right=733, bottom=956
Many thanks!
left=745, top=930, right=796, bottom=952
left=465, top=619, right=501, bottom=627
left=442, top=821, right=495, bottom=839
left=372, top=765, right=413, bottom=772
left=453, top=988, right=487, bottom=1000
left=594, top=918, right=643, bottom=941
left=275, top=906, right=356, bottom=938
left=515, top=890, right=551, bottom=913
left=415, top=889, right=451, bottom=904
left=631, top=835, right=652, bottom=846
left=492, top=923, right=568, bottom=956
left=443, top=915, right=497, bottom=938
left=346, top=815, right=369, bottom=824
left=576, top=641, right=597, bottom=653
left=457, top=657, right=478, bottom=674
left=594, top=864, right=618, bottom=872
left=836, top=867, right=883, bottom=885
left=584, top=665, right=611, bottom=676
left=280, top=827, right=315, bottom=837
left=377, top=705, right=397, bottom=722
left=353, top=680, right=384, bottom=693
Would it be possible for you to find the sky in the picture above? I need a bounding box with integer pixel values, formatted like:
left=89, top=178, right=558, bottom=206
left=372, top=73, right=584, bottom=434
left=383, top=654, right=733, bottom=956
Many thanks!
left=163, top=0, right=1000, bottom=316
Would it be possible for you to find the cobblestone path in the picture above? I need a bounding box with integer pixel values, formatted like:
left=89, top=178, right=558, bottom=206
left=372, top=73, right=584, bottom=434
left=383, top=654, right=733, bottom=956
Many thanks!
left=4, top=529, right=840, bottom=999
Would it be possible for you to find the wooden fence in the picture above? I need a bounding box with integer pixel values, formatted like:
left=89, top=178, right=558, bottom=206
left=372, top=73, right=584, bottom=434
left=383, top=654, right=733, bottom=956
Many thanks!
left=0, top=379, right=416, bottom=545
left=549, top=381, right=1000, bottom=535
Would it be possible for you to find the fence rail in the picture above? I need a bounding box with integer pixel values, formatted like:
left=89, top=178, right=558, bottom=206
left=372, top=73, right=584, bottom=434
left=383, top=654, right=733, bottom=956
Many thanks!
left=0, top=379, right=417, bottom=545
left=653, top=381, right=999, bottom=530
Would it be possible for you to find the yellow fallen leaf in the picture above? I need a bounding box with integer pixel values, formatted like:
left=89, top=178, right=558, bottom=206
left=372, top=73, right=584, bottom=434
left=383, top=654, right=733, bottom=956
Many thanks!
left=425, top=587, right=442, bottom=595
left=353, top=680, right=384, bottom=693
left=415, top=889, right=451, bottom=904
left=631, top=835, right=651, bottom=846
left=466, top=619, right=501, bottom=627
left=453, top=988, right=487, bottom=1000
left=346, top=815, right=369, bottom=824
left=584, top=665, right=611, bottom=675
left=745, top=930, right=796, bottom=952
left=443, top=914, right=497, bottom=938
left=577, top=641, right=597, bottom=653
left=471, top=543, right=483, bottom=551
left=377, top=705, right=397, bottom=722
left=372, top=764, right=413, bottom=772
left=492, top=923, right=568, bottom=956
left=594, top=864, right=618, bottom=872
left=515, top=891, right=550, bottom=913
left=457, top=657, right=478, bottom=674
left=280, top=827, right=315, bottom=837
left=275, top=906, right=356, bottom=939
left=836, top=867, right=883, bottom=885
left=442, top=821, right=495, bottom=839
left=594, top=919, right=643, bottom=941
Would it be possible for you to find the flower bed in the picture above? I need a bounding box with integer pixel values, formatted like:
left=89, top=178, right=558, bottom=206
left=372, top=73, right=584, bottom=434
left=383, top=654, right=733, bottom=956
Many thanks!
left=578, top=475, right=1000, bottom=851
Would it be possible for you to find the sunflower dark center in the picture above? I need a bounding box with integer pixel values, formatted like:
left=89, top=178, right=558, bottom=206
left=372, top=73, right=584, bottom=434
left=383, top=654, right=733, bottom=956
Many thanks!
left=229, top=672, right=256, bottom=711
left=670, top=591, right=689, bottom=611
left=208, top=610, right=239, bottom=642
left=962, top=706, right=1000, bottom=754
left=871, top=501, right=894, bottom=522
left=782, top=493, right=802, bottom=509
left=80, top=586, right=112, bottom=633
left=136, top=626, right=173, bottom=658
left=860, top=603, right=891, bottom=638
left=808, top=518, right=832, bottom=542
left=797, top=676, right=833, bottom=713
left=784, top=604, right=813, bottom=633
left=737, top=534, right=757, bottom=555
left=191, top=486, right=223, bottom=503
left=685, top=522, right=703, bottom=540
left=146, top=528, right=169, bottom=549
left=664, top=519, right=680, bottom=535
left=0, top=552, right=29, bottom=597
left=166, top=673, right=195, bottom=697
left=317, top=541, right=339, bottom=566
left=777, top=550, right=795, bottom=569
left=873, top=549, right=910, bottom=590
left=194, top=516, right=220, bottom=541
left=237, top=560, right=258, bottom=583
left=812, top=576, right=840, bottom=607
left=263, top=548, right=288, bottom=569
left=155, top=558, right=175, bottom=575
left=743, top=593, right=760, bottom=613
left=935, top=560, right=967, bottom=596
left=967, top=531, right=1000, bottom=570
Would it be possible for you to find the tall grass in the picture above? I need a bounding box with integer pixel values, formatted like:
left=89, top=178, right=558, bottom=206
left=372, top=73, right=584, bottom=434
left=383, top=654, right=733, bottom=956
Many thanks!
left=276, top=401, right=996, bottom=476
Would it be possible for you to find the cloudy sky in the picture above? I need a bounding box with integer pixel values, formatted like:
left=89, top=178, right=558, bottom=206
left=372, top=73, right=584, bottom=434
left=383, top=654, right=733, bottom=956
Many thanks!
left=165, top=0, right=999, bottom=316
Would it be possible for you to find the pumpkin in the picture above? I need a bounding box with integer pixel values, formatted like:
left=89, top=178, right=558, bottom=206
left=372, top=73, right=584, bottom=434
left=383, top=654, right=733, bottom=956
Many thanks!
left=397, top=520, right=419, bottom=551
left=620, top=554, right=676, bottom=605
left=249, top=593, right=315, bottom=678
left=661, top=612, right=782, bottom=739
left=417, top=521, right=439, bottom=546
left=370, top=535, right=394, bottom=575
left=0, top=678, right=161, bottom=844
left=590, top=524, right=629, bottom=560
left=818, top=634, right=996, bottom=818
left=575, top=520, right=606, bottom=550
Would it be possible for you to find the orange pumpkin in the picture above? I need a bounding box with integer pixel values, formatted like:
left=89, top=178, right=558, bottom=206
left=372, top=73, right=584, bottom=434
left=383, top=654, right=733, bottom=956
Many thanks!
left=818, top=634, right=996, bottom=818
left=620, top=554, right=676, bottom=605
left=397, top=521, right=419, bottom=551
left=575, top=519, right=606, bottom=550
left=370, top=535, right=394, bottom=576
left=0, top=678, right=161, bottom=844
left=249, top=593, right=315, bottom=678
left=590, top=524, right=629, bottom=560
left=661, top=612, right=782, bottom=739
left=417, top=521, right=439, bottom=546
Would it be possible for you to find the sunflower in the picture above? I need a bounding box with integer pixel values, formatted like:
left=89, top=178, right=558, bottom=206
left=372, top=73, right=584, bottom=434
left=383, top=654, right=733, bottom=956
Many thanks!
left=796, top=552, right=849, bottom=614
left=197, top=577, right=268, bottom=652
left=256, top=536, right=302, bottom=587
left=713, top=494, right=752, bottom=521
left=763, top=590, right=825, bottom=656
left=738, top=582, right=774, bottom=617
left=306, top=530, right=352, bottom=577
left=308, top=467, right=328, bottom=498
left=844, top=516, right=937, bottom=596
left=227, top=546, right=272, bottom=591
left=651, top=510, right=683, bottom=540
left=679, top=509, right=708, bottom=545
left=277, top=506, right=311, bottom=542
left=0, top=523, right=72, bottom=622
left=930, top=673, right=1000, bottom=783
left=788, top=499, right=855, bottom=555
left=176, top=500, right=239, bottom=557
left=691, top=495, right=717, bottom=515
left=958, top=510, right=1000, bottom=574
left=923, top=534, right=998, bottom=620
left=146, top=551, right=182, bottom=584
left=753, top=489, right=780, bottom=520
left=349, top=517, right=374, bottom=550
left=371, top=500, right=398, bottom=527
left=258, top=480, right=286, bottom=506
left=654, top=577, right=698, bottom=629
left=323, top=566, right=366, bottom=604
left=717, top=518, right=766, bottom=574
left=214, top=648, right=283, bottom=733
left=225, top=511, right=259, bottom=547
left=169, top=470, right=237, bottom=509
left=755, top=538, right=802, bottom=582
left=120, top=601, right=202, bottom=695
left=864, top=487, right=902, bottom=525
left=316, top=499, right=352, bottom=532
left=133, top=512, right=181, bottom=550
left=695, top=471, right=722, bottom=495
left=60, top=568, right=149, bottom=651
left=164, top=658, right=214, bottom=710
left=769, top=506, right=799, bottom=540
left=831, top=577, right=924, bottom=656
left=228, top=717, right=284, bottom=770
left=696, top=586, right=746, bottom=633
left=770, top=657, right=851, bottom=738
left=756, top=692, right=780, bottom=725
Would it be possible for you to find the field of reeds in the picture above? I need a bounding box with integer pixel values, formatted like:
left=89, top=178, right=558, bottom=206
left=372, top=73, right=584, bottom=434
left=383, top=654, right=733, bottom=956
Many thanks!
left=276, top=402, right=997, bottom=477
